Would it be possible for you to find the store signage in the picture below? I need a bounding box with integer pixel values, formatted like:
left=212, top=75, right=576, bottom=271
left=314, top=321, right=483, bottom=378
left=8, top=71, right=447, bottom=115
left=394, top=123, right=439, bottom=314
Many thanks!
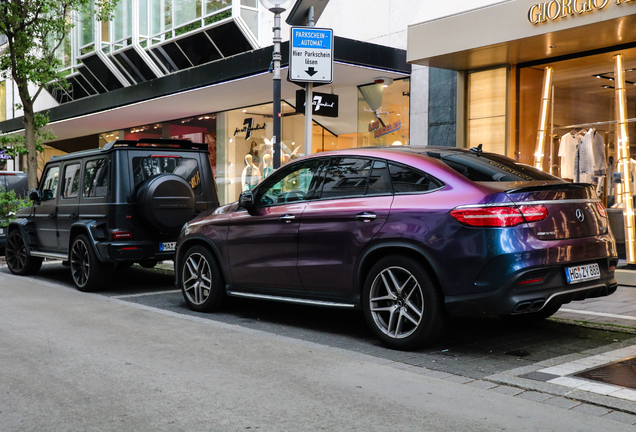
left=528, top=0, right=634, bottom=25
left=295, top=90, right=339, bottom=117
left=233, top=118, right=266, bottom=140
left=369, top=121, right=402, bottom=138
left=289, top=27, right=334, bottom=83
left=0, top=150, right=11, bottom=160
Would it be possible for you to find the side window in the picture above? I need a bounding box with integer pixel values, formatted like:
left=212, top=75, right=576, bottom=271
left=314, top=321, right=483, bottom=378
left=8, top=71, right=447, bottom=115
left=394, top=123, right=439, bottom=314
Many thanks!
left=84, top=159, right=109, bottom=198
left=257, top=160, right=321, bottom=206
left=367, top=160, right=392, bottom=196
left=40, top=166, right=60, bottom=201
left=320, top=157, right=372, bottom=199
left=62, top=163, right=81, bottom=199
left=389, top=163, right=443, bottom=194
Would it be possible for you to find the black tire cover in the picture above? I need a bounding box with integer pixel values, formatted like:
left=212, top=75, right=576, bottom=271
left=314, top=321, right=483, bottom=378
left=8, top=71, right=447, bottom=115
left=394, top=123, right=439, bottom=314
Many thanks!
left=136, top=174, right=196, bottom=232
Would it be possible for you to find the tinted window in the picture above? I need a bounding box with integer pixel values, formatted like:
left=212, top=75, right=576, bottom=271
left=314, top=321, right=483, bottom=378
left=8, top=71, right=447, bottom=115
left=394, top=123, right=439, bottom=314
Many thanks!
left=132, top=156, right=202, bottom=195
left=62, top=163, right=81, bottom=198
left=41, top=166, right=60, bottom=200
left=430, top=151, right=558, bottom=182
left=320, top=158, right=372, bottom=199
left=367, top=160, right=392, bottom=195
left=258, top=160, right=321, bottom=206
left=389, top=163, right=442, bottom=193
left=84, top=159, right=109, bottom=198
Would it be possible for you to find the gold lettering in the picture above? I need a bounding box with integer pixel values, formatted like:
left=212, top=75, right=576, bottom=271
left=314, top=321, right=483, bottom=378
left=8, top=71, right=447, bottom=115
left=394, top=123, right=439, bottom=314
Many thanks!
left=539, top=2, right=548, bottom=21
left=561, top=0, right=574, bottom=15
left=592, top=0, right=609, bottom=7
left=528, top=4, right=542, bottom=23
left=574, top=0, right=592, bottom=13
left=547, top=0, right=562, bottom=18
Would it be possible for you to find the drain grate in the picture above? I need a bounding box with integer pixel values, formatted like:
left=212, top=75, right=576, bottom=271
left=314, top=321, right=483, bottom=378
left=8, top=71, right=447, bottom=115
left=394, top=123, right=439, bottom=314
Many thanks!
left=575, top=356, right=636, bottom=389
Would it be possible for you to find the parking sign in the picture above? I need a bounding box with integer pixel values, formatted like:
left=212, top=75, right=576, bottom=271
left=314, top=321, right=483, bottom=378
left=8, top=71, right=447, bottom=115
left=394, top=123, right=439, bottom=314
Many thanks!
left=289, top=27, right=333, bottom=83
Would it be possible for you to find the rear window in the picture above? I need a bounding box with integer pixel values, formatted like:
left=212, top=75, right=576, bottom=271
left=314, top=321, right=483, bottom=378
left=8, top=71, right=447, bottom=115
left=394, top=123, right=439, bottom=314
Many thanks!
left=133, top=156, right=202, bottom=195
left=430, top=151, right=558, bottom=182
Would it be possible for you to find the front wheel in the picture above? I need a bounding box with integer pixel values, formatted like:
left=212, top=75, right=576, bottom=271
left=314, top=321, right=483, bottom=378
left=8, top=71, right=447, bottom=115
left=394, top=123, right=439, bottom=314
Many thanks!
left=363, top=255, right=446, bottom=350
left=70, top=234, right=113, bottom=292
left=179, top=245, right=226, bottom=312
left=5, top=230, right=43, bottom=275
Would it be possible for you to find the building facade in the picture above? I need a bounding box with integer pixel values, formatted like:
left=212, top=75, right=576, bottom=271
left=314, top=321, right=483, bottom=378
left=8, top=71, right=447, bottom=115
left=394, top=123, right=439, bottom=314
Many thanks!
left=0, top=0, right=441, bottom=205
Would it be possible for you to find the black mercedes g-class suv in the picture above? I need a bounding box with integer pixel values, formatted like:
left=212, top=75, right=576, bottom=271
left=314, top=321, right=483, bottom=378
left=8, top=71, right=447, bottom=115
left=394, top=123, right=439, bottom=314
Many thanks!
left=5, top=138, right=219, bottom=291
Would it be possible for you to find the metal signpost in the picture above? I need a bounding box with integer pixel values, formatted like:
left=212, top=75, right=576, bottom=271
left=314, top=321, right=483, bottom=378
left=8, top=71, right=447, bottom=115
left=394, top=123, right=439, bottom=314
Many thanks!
left=289, top=26, right=333, bottom=157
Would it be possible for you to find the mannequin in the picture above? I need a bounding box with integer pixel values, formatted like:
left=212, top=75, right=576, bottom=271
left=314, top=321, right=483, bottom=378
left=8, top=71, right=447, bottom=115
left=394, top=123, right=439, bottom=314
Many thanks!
left=261, top=153, right=273, bottom=178
left=241, top=154, right=261, bottom=191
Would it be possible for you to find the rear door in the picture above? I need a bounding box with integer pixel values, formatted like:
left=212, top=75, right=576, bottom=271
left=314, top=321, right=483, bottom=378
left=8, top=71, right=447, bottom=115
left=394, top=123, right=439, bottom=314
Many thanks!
left=298, top=158, right=393, bottom=291
left=57, top=161, right=81, bottom=251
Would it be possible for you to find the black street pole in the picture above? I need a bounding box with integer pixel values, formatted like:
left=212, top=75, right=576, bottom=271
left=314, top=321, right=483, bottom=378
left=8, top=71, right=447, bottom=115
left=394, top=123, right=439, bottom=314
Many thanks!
left=271, top=7, right=284, bottom=169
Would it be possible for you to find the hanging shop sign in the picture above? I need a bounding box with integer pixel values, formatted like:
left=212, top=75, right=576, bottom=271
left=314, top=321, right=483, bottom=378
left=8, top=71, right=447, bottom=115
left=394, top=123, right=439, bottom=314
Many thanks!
left=295, top=90, right=339, bottom=117
left=528, top=0, right=634, bottom=25
left=233, top=118, right=266, bottom=140
left=289, top=27, right=334, bottom=83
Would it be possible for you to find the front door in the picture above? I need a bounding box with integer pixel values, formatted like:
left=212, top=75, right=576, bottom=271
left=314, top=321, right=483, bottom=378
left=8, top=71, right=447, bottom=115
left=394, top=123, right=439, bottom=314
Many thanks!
left=298, top=158, right=393, bottom=291
left=227, top=159, right=323, bottom=289
left=33, top=165, right=61, bottom=251
left=56, top=162, right=81, bottom=252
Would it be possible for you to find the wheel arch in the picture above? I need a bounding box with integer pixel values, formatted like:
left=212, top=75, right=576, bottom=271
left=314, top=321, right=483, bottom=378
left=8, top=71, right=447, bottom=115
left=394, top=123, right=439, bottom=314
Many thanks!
left=356, top=242, right=446, bottom=297
left=8, top=219, right=37, bottom=249
left=175, top=235, right=229, bottom=286
left=69, top=222, right=105, bottom=262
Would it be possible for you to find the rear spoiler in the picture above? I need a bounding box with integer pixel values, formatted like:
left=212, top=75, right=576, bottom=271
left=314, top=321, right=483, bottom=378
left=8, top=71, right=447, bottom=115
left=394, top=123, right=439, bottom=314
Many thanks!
left=505, top=182, right=591, bottom=194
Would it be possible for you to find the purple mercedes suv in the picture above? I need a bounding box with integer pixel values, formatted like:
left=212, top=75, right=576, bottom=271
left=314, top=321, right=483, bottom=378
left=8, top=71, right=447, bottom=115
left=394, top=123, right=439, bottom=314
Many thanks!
left=175, top=146, right=617, bottom=350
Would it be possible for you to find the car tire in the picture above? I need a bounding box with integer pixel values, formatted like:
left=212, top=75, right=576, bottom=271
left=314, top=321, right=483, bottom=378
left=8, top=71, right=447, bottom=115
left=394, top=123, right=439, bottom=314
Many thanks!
left=139, top=260, right=158, bottom=269
left=363, top=255, right=446, bottom=350
left=70, top=234, right=113, bottom=292
left=179, top=245, right=226, bottom=312
left=5, top=230, right=43, bottom=275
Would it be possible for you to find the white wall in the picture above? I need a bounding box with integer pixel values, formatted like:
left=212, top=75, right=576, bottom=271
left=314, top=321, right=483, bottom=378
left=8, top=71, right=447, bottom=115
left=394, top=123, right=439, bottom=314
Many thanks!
left=409, top=0, right=505, bottom=26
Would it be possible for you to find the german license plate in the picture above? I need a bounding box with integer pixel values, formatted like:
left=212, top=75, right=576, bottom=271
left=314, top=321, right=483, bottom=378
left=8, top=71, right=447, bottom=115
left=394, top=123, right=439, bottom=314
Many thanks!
left=565, top=263, right=600, bottom=284
left=159, top=242, right=176, bottom=252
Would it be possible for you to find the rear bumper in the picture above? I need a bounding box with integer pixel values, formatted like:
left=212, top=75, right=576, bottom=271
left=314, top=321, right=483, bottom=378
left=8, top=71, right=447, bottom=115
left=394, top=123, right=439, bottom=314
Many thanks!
left=96, top=241, right=175, bottom=263
left=444, top=257, right=618, bottom=316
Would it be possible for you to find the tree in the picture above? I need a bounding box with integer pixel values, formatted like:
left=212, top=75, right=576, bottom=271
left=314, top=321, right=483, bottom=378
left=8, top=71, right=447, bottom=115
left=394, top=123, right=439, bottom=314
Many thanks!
left=0, top=0, right=116, bottom=190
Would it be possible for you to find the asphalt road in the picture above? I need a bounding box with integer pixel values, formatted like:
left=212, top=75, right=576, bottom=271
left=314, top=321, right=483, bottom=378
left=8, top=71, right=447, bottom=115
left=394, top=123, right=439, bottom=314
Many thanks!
left=2, top=264, right=636, bottom=431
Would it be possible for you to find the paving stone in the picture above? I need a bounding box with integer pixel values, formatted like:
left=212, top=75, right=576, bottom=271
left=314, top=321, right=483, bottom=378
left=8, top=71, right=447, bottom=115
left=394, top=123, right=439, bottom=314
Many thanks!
left=442, top=375, right=474, bottom=384
left=516, top=391, right=553, bottom=402
left=542, top=396, right=581, bottom=409
left=418, top=370, right=453, bottom=379
left=490, top=385, right=524, bottom=396
left=601, top=411, right=636, bottom=425
left=518, top=371, right=560, bottom=382
left=465, top=380, right=498, bottom=390
left=570, top=404, right=612, bottom=417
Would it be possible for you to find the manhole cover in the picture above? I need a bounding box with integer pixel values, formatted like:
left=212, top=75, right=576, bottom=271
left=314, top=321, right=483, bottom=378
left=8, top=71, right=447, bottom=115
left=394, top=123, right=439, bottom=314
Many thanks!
left=575, top=356, right=636, bottom=389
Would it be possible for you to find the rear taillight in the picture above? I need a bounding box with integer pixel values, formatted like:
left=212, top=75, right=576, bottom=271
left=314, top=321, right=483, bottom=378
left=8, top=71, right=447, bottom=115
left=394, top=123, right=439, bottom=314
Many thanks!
left=450, top=205, right=548, bottom=228
left=112, top=230, right=133, bottom=240
left=596, top=202, right=608, bottom=218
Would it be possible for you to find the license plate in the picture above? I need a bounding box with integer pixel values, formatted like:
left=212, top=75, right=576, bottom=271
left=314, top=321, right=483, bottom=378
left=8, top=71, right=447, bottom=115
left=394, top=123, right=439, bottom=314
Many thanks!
left=565, top=263, right=601, bottom=284
left=159, top=242, right=176, bottom=252
left=0, top=228, right=4, bottom=235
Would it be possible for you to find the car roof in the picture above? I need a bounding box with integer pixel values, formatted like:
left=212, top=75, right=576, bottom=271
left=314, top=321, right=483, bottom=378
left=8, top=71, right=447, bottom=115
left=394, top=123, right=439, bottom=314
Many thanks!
left=48, top=139, right=209, bottom=163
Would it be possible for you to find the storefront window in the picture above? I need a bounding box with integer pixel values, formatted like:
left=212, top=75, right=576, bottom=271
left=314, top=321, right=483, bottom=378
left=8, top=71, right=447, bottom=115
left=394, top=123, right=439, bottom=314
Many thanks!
left=357, top=78, right=410, bottom=147
left=467, top=67, right=507, bottom=155
left=113, top=0, right=133, bottom=44
left=518, top=51, right=636, bottom=203
left=0, top=81, right=6, bottom=122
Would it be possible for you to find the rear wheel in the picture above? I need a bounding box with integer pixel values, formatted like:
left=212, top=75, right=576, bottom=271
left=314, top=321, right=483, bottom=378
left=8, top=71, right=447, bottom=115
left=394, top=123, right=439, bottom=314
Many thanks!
left=179, top=245, right=226, bottom=312
left=5, top=230, right=42, bottom=275
left=70, top=234, right=113, bottom=292
left=363, top=255, right=446, bottom=350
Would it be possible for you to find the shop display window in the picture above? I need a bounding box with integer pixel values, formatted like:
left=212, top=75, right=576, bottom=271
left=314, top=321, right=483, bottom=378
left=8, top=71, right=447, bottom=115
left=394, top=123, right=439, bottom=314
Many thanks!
left=357, top=78, right=410, bottom=147
left=467, top=67, right=507, bottom=155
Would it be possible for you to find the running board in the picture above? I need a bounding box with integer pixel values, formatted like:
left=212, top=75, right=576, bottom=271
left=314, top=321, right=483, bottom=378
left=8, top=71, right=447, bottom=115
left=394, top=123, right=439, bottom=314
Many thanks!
left=30, top=251, right=67, bottom=260
left=227, top=291, right=357, bottom=308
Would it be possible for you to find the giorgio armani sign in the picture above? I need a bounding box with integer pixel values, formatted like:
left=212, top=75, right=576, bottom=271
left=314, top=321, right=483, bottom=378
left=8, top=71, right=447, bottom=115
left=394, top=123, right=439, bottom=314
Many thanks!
left=528, top=0, right=634, bottom=25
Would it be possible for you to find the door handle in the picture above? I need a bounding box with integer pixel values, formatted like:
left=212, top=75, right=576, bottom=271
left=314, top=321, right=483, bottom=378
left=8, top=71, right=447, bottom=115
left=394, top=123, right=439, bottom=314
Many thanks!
left=70, top=213, right=78, bottom=219
left=356, top=212, right=377, bottom=222
left=279, top=214, right=296, bottom=223
left=48, top=213, right=56, bottom=219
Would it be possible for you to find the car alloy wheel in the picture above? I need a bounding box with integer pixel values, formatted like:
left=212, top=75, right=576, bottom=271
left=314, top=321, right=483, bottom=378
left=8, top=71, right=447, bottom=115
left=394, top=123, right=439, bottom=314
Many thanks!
left=182, top=252, right=212, bottom=305
left=363, top=255, right=445, bottom=350
left=179, top=245, right=226, bottom=312
left=5, top=231, right=42, bottom=275
left=70, top=234, right=112, bottom=292
left=369, top=266, right=424, bottom=339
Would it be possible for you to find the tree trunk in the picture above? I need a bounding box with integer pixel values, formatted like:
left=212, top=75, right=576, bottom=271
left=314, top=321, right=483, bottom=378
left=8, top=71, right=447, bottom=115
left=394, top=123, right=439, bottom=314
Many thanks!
left=17, top=79, right=39, bottom=191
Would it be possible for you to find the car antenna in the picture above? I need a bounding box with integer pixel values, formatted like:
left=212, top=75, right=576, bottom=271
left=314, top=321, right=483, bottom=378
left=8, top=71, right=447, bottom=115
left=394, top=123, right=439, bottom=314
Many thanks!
left=470, top=143, right=483, bottom=155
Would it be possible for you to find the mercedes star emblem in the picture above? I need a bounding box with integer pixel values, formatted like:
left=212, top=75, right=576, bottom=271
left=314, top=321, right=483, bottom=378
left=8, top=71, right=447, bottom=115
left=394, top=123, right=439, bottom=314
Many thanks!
left=576, top=209, right=585, bottom=222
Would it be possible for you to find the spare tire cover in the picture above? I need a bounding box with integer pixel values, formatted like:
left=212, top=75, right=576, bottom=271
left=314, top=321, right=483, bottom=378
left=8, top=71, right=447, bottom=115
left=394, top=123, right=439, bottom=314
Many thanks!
left=136, top=174, right=196, bottom=232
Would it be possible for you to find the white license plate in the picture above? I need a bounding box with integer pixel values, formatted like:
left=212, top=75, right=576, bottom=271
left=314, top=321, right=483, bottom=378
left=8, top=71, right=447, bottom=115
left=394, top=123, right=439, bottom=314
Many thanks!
left=565, top=263, right=601, bottom=284
left=0, top=228, right=4, bottom=235
left=159, top=242, right=176, bottom=252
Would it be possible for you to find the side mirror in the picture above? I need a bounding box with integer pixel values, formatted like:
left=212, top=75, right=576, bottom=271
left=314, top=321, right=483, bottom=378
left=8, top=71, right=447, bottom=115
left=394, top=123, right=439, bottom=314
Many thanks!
left=28, top=189, right=41, bottom=202
left=239, top=191, right=255, bottom=210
